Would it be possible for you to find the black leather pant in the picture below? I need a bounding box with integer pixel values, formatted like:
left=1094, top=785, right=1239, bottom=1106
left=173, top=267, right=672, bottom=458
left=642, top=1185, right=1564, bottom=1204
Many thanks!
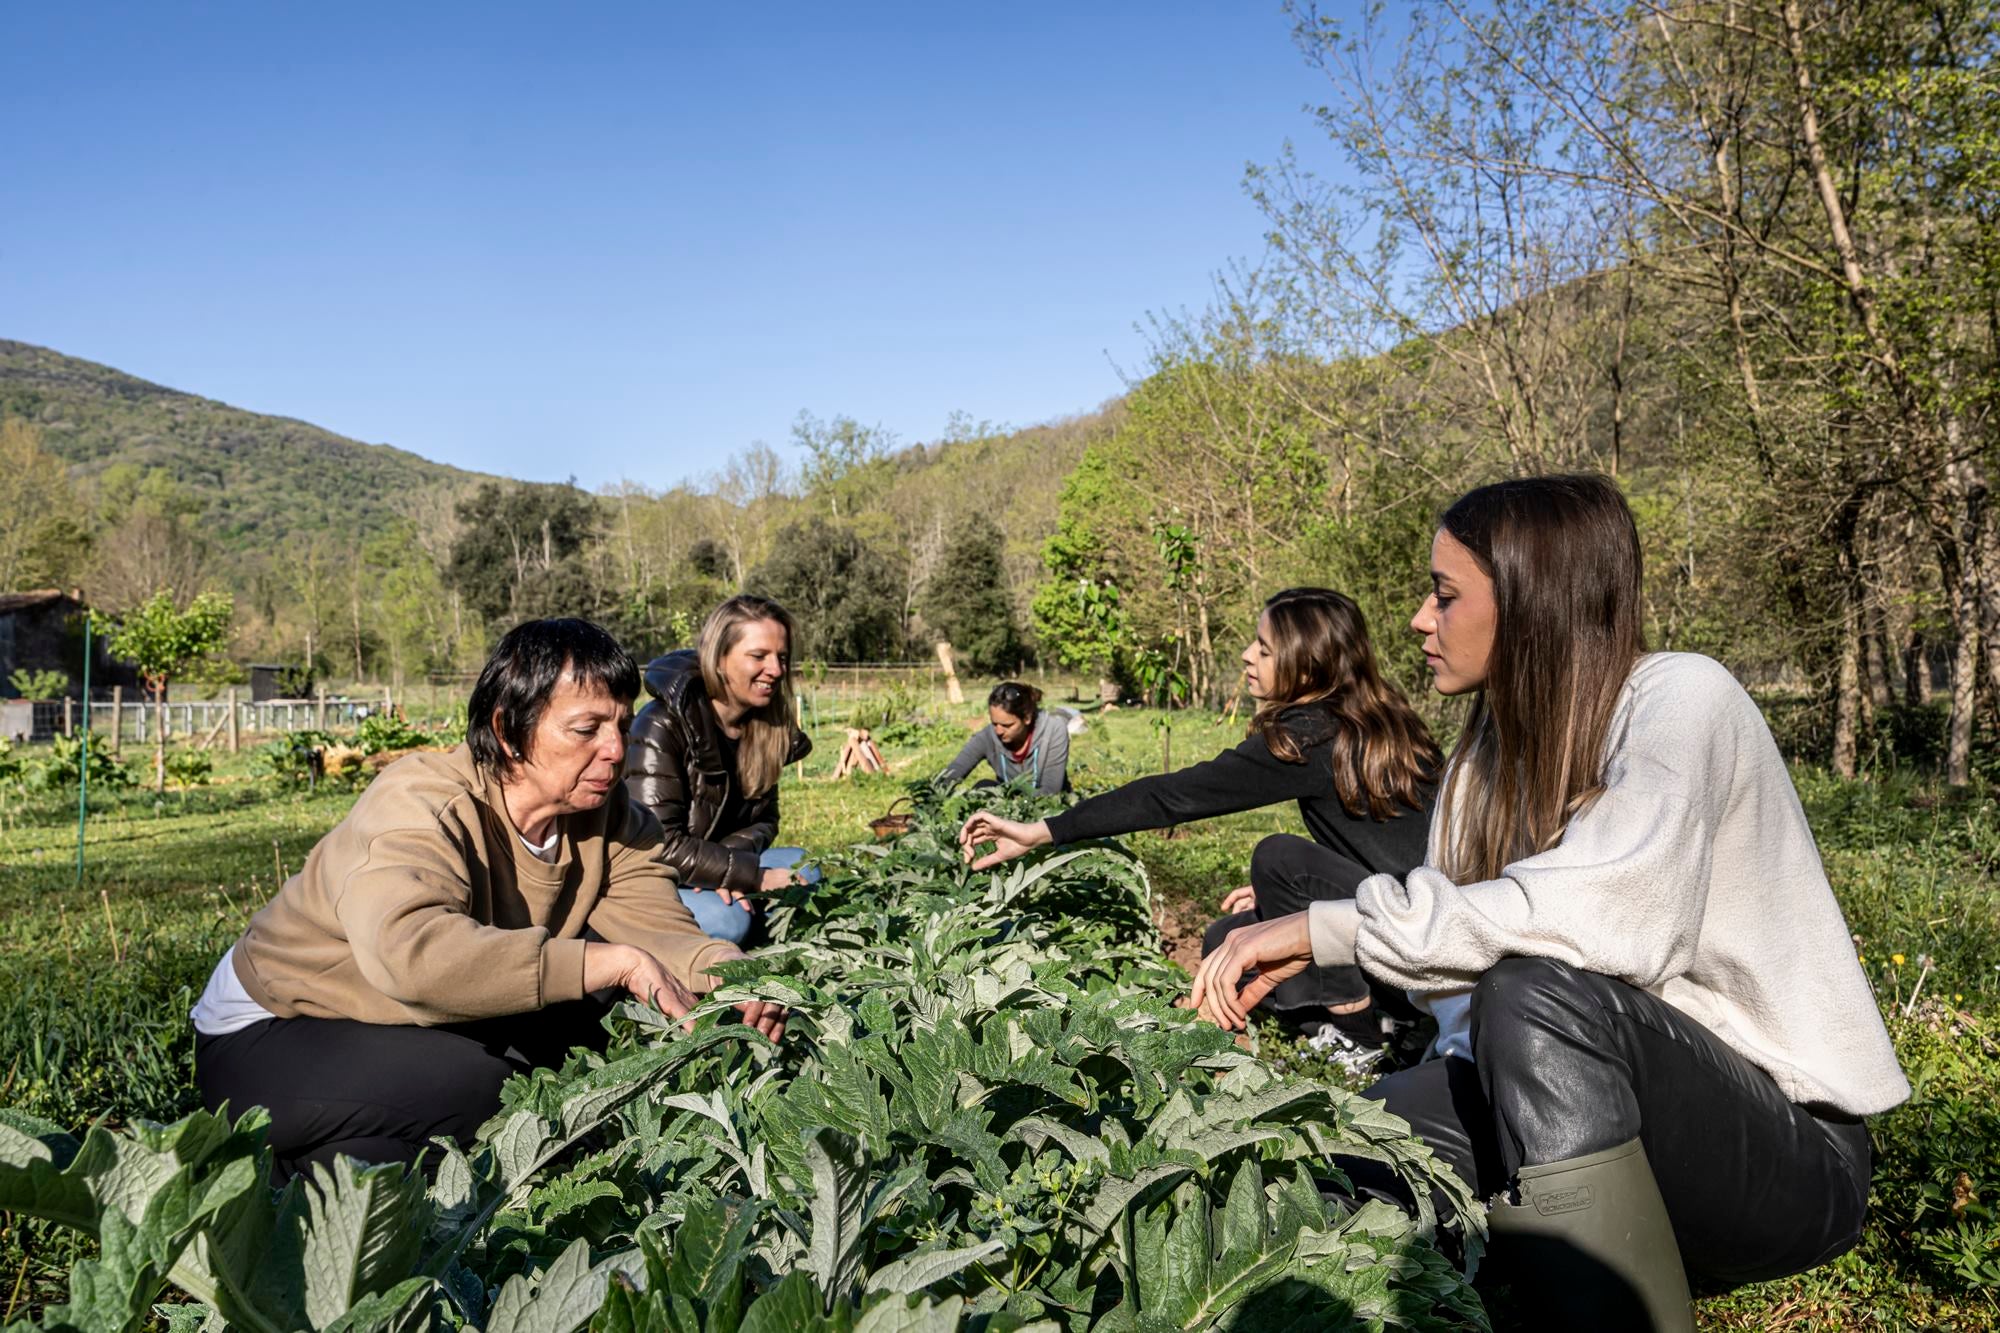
left=1362, top=957, right=1873, bottom=1289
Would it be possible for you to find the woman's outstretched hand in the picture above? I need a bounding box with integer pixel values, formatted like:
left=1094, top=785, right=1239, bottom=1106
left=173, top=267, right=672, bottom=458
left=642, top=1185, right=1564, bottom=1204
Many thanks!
left=957, top=812, right=1054, bottom=869
left=1183, top=912, right=1313, bottom=1031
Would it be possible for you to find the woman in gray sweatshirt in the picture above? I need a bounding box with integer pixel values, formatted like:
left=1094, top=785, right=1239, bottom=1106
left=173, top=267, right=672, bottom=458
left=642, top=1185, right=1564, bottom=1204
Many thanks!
left=935, top=682, right=1073, bottom=795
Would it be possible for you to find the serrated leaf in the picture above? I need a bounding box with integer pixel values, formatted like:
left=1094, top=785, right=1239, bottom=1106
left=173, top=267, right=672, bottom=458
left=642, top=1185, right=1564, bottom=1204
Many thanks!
left=289, top=1156, right=430, bottom=1329
left=486, top=1238, right=618, bottom=1333
left=851, top=1293, right=964, bottom=1333
left=316, top=1275, right=437, bottom=1333
left=861, top=1240, right=1004, bottom=1296
left=737, top=1273, right=848, bottom=1333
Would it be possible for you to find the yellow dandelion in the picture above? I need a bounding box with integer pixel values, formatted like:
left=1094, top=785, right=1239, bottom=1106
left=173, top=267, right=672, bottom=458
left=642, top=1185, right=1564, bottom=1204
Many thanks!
left=1891, top=953, right=1906, bottom=967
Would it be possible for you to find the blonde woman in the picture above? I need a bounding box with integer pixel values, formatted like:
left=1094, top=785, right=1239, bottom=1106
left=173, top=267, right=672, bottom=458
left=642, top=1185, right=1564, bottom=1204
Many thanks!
left=1189, top=476, right=1907, bottom=1330
left=623, top=595, right=813, bottom=943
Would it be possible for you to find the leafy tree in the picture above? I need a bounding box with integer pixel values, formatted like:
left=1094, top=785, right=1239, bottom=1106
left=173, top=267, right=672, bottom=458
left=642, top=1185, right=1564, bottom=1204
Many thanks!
left=1032, top=461, right=1128, bottom=696
left=445, top=481, right=604, bottom=629
left=0, top=417, right=91, bottom=590
left=919, top=513, right=1019, bottom=672
left=1030, top=338, right=1328, bottom=706
left=687, top=538, right=731, bottom=580
left=87, top=467, right=214, bottom=615
left=99, top=589, right=234, bottom=791
left=793, top=412, right=894, bottom=521
left=748, top=517, right=904, bottom=662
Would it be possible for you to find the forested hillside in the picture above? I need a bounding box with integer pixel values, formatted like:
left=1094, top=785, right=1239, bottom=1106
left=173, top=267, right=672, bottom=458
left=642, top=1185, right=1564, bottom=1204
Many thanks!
left=0, top=340, right=493, bottom=554
left=0, top=337, right=1117, bottom=682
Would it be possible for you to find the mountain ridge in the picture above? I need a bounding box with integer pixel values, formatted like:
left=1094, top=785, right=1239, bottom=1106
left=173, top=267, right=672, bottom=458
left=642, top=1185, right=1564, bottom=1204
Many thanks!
left=0, top=338, right=498, bottom=556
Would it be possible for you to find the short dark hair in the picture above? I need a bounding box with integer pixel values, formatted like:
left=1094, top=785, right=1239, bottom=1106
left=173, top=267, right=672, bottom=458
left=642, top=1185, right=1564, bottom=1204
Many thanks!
left=987, top=681, right=1042, bottom=718
left=467, top=618, right=640, bottom=773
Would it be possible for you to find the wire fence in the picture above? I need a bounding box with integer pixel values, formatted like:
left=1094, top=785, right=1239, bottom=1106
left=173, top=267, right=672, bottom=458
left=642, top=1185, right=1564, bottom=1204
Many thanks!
left=4, top=694, right=392, bottom=747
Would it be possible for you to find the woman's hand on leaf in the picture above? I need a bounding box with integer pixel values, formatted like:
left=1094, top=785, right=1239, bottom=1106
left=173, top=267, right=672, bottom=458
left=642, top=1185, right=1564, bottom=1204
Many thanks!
left=587, top=941, right=701, bottom=1032
left=957, top=812, right=1052, bottom=869
left=700, top=943, right=788, bottom=1041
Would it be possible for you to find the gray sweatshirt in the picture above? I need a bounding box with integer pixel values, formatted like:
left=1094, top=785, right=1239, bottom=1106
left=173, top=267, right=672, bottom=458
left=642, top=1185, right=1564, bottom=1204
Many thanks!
left=1310, top=652, right=1909, bottom=1117
left=937, top=709, right=1072, bottom=795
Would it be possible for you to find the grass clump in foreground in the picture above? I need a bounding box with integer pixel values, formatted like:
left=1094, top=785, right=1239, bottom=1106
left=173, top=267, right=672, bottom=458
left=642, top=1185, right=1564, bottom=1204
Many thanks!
left=0, top=704, right=1996, bottom=1329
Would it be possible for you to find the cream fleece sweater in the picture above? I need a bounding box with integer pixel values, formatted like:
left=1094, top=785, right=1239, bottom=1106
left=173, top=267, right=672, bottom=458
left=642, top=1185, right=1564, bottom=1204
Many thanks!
left=1308, top=652, right=1909, bottom=1117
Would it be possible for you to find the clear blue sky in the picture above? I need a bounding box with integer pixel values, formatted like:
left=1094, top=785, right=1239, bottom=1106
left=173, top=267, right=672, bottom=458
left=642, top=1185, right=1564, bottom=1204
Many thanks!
left=1, top=3, right=1346, bottom=490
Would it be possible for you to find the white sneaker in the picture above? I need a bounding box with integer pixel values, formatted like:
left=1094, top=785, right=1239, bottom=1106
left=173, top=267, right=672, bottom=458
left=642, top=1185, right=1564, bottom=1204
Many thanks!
left=1305, top=1023, right=1388, bottom=1078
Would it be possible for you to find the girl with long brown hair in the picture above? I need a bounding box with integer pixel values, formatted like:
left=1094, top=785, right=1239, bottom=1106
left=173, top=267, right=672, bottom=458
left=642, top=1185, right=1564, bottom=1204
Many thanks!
left=960, top=587, right=1439, bottom=1059
left=624, top=594, right=814, bottom=943
left=1189, top=476, right=1907, bottom=1330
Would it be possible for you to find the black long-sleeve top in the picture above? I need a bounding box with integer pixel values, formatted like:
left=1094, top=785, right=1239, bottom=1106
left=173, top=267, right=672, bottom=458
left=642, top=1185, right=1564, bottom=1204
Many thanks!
left=1043, top=701, right=1434, bottom=877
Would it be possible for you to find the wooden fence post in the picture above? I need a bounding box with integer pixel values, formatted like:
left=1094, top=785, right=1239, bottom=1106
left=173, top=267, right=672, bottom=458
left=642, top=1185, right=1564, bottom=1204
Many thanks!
left=227, top=688, right=240, bottom=753
left=110, top=686, right=123, bottom=750
left=63, top=696, right=74, bottom=737
left=316, top=688, right=327, bottom=731
left=935, top=642, right=965, bottom=705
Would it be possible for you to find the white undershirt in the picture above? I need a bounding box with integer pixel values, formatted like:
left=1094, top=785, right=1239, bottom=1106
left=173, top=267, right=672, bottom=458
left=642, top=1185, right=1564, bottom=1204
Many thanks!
left=192, top=829, right=561, bottom=1036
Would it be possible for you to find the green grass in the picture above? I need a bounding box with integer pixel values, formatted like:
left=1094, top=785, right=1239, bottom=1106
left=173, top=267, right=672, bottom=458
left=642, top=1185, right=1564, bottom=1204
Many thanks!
left=1, top=701, right=1996, bottom=1329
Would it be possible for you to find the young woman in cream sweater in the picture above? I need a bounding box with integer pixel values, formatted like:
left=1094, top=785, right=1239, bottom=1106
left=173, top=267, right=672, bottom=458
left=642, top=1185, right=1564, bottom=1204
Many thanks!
left=1188, top=475, right=1907, bottom=1331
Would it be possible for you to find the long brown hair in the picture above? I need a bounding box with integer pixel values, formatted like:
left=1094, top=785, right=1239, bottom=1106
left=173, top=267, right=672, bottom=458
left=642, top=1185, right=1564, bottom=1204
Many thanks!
left=697, top=594, right=799, bottom=798
left=1247, top=587, right=1440, bottom=820
left=1435, top=475, right=1647, bottom=883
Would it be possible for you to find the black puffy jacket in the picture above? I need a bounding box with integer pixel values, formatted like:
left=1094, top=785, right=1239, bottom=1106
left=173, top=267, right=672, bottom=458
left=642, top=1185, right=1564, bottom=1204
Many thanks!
left=621, top=651, right=813, bottom=894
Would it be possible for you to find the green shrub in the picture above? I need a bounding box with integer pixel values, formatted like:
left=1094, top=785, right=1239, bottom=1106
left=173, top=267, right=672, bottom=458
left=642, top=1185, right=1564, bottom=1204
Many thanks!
left=353, top=711, right=432, bottom=755
left=6, top=668, right=69, bottom=700
left=1869, top=1003, right=2000, bottom=1295
left=163, top=749, right=214, bottom=789
left=25, top=731, right=133, bottom=792
left=258, top=729, right=337, bottom=782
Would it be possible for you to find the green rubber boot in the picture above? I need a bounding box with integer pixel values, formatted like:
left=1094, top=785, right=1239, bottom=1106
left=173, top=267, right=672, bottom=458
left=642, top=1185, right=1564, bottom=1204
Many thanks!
left=1484, top=1138, right=1693, bottom=1332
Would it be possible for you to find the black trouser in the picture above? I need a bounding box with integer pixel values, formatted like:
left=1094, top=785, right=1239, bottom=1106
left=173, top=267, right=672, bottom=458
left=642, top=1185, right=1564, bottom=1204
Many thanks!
left=1203, top=833, right=1387, bottom=1011
left=195, top=997, right=615, bottom=1183
left=1360, top=957, right=1872, bottom=1290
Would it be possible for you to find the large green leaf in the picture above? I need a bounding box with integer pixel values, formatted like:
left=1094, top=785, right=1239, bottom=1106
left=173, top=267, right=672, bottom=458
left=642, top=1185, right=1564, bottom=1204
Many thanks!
left=486, top=1239, right=622, bottom=1333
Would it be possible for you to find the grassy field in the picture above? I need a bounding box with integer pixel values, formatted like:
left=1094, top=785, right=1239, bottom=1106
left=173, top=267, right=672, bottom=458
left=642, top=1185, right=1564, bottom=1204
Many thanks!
left=0, top=697, right=1996, bottom=1329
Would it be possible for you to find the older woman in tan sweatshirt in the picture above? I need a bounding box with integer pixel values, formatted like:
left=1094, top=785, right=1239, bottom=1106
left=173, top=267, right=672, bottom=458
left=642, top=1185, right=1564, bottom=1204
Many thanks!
left=192, top=618, right=783, bottom=1181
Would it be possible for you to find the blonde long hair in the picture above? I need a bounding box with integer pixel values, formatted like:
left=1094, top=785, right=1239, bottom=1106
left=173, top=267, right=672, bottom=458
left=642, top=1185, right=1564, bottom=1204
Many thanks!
left=697, top=594, right=799, bottom=798
left=1435, top=475, right=1647, bottom=883
left=1246, top=587, right=1439, bottom=819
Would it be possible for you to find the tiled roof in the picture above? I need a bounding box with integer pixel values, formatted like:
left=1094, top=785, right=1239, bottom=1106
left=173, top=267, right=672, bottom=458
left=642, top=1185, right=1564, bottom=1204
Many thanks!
left=0, top=589, right=81, bottom=615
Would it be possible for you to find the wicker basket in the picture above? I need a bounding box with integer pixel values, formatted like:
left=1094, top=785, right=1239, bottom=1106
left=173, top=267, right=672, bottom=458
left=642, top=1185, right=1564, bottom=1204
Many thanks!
left=867, top=796, right=915, bottom=839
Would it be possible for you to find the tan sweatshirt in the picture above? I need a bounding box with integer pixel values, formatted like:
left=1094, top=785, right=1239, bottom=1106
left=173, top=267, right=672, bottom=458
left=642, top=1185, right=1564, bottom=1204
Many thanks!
left=232, top=745, right=732, bottom=1026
